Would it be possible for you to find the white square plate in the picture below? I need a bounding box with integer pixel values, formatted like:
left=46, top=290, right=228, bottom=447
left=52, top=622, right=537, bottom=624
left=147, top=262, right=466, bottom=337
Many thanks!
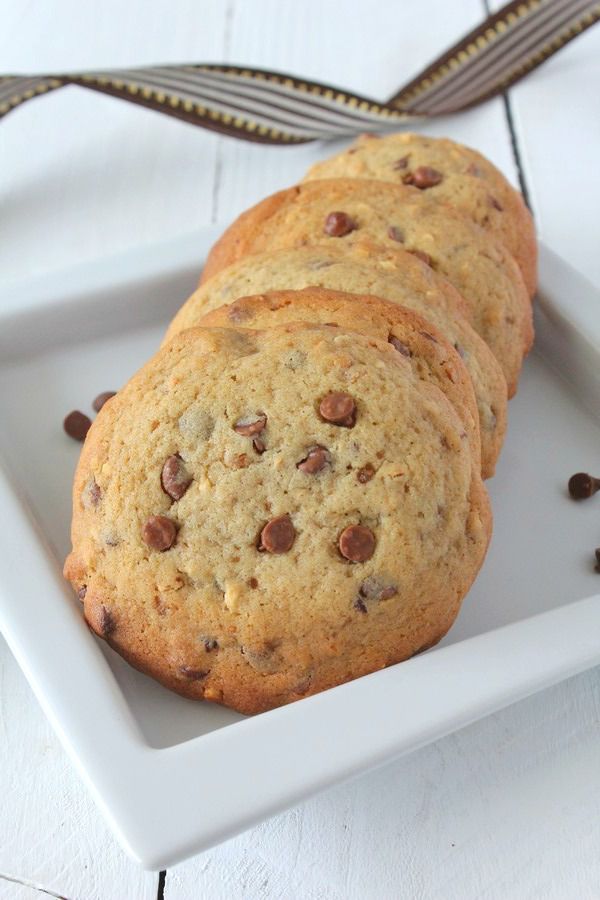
left=1, top=233, right=599, bottom=870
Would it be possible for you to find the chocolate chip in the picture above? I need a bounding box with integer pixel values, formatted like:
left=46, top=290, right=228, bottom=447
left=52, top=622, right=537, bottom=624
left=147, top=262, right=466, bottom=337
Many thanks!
left=388, top=335, right=412, bottom=357
left=339, top=525, right=376, bottom=562
left=202, top=638, right=219, bottom=652
left=488, top=195, right=503, bottom=211
left=252, top=437, right=266, bottom=454
left=248, top=577, right=259, bottom=589
left=393, top=155, right=410, bottom=170
left=77, top=586, right=87, bottom=601
left=161, top=455, right=192, bottom=501
left=357, top=464, right=375, bottom=483
left=82, top=477, right=101, bottom=509
left=403, top=166, right=443, bottom=189
left=99, top=605, right=116, bottom=636
left=258, top=515, right=296, bottom=554
left=92, top=391, right=116, bottom=413
left=568, top=472, right=600, bottom=500
left=234, top=414, right=267, bottom=436
left=179, top=666, right=209, bottom=680
left=388, top=225, right=405, bottom=243
left=319, top=392, right=357, bottom=427
left=64, top=410, right=92, bottom=442
left=142, top=515, right=177, bottom=550
left=324, top=211, right=357, bottom=237
left=408, top=249, right=433, bottom=266
left=354, top=576, right=398, bottom=611
left=297, top=445, right=329, bottom=474
left=595, top=549, right=600, bottom=572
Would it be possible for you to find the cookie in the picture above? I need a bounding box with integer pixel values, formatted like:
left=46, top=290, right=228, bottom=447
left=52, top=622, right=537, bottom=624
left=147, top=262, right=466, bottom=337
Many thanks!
left=64, top=323, right=491, bottom=715
left=200, top=179, right=533, bottom=396
left=304, top=131, right=537, bottom=297
left=198, top=287, right=482, bottom=474
left=171, top=244, right=507, bottom=477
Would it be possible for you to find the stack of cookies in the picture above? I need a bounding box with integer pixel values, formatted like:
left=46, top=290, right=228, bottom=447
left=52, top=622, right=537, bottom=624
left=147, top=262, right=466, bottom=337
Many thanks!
left=65, top=133, right=536, bottom=715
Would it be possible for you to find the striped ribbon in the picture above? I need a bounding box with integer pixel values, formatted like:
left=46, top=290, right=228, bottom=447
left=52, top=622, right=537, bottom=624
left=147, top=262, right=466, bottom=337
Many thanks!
left=1, top=0, right=598, bottom=144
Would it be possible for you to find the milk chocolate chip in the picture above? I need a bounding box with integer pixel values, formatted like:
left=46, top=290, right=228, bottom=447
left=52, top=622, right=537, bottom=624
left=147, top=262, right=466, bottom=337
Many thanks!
left=297, top=446, right=329, bottom=474
left=339, top=525, right=375, bottom=562
left=568, top=472, right=600, bottom=500
left=161, top=455, right=192, bottom=501
left=92, top=391, right=116, bottom=413
left=357, top=464, right=375, bottom=484
left=392, top=155, right=410, bottom=170
left=142, top=515, right=177, bottom=550
left=64, top=410, right=92, bottom=441
left=388, top=335, right=412, bottom=357
left=408, top=249, right=433, bottom=266
left=403, top=166, right=443, bottom=189
left=234, top=414, right=267, bottom=436
left=388, top=225, right=405, bottom=243
left=319, top=392, right=356, bottom=427
left=179, top=666, right=209, bottom=680
left=354, top=576, right=398, bottom=611
left=259, top=515, right=296, bottom=554
left=324, top=211, right=357, bottom=237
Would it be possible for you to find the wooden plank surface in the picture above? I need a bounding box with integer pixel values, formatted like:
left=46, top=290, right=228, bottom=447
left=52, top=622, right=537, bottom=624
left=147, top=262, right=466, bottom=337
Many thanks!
left=0, top=1, right=599, bottom=898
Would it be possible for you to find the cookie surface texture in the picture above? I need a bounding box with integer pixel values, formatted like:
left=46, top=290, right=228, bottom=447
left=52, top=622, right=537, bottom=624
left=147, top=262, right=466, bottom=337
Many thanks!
left=64, top=323, right=491, bottom=714
left=304, top=131, right=537, bottom=297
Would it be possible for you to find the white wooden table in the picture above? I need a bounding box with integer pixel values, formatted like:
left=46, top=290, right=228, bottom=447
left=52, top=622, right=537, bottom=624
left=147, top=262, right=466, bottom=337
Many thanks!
left=1, top=2, right=600, bottom=898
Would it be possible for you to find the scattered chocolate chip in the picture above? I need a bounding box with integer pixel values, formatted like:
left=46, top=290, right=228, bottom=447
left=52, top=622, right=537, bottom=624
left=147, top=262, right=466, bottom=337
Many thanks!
left=179, top=666, right=209, bottom=680
left=488, top=195, right=503, bottom=211
left=595, top=549, right=600, bottom=572
left=248, top=577, right=259, bottom=589
left=142, top=515, right=177, bottom=550
left=568, top=472, right=600, bottom=499
left=258, top=515, right=296, bottom=554
left=202, top=638, right=219, bottom=652
left=324, top=211, right=357, bottom=237
left=419, top=330, right=438, bottom=343
left=252, top=437, right=266, bottom=454
left=99, top=605, right=116, bottom=636
left=388, top=225, right=405, bottom=243
left=392, top=155, right=410, bottom=170
left=388, top=335, right=412, bottom=357
left=354, top=595, right=368, bottom=614
left=319, top=392, right=357, bottom=427
left=234, top=414, right=267, bottom=436
left=92, top=391, right=116, bottom=413
left=161, top=454, right=192, bottom=501
left=354, top=576, right=398, bottom=611
left=297, top=445, right=329, bottom=474
left=64, top=410, right=92, bottom=442
left=403, top=166, right=443, bottom=189
left=339, top=525, right=376, bottom=562
left=408, top=249, right=433, bottom=266
left=357, top=464, right=375, bottom=483
left=82, top=477, right=101, bottom=509
left=77, top=586, right=87, bottom=602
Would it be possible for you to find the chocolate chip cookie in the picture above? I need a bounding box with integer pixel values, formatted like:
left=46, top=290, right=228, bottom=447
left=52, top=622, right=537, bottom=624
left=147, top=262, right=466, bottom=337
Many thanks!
left=304, top=132, right=537, bottom=297
left=170, top=244, right=506, bottom=477
left=198, top=287, right=482, bottom=473
left=200, top=179, right=533, bottom=396
left=64, top=323, right=491, bottom=715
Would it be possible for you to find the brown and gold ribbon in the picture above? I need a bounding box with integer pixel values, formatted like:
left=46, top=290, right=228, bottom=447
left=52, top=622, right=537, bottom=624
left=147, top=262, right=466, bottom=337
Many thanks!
left=1, top=0, right=598, bottom=144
